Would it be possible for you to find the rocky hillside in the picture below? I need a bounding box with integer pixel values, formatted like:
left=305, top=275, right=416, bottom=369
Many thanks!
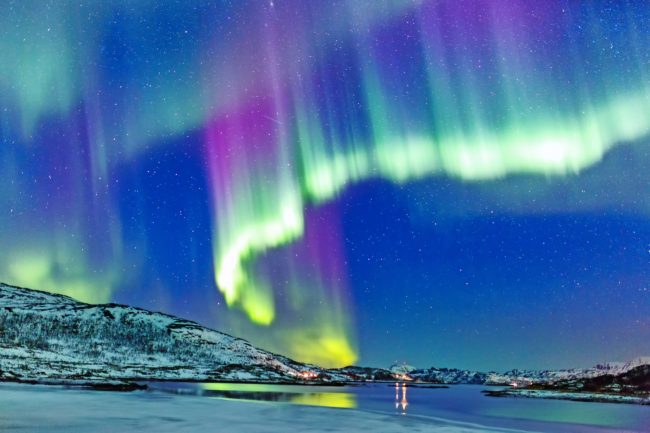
left=409, top=367, right=488, bottom=384
left=0, top=283, right=320, bottom=385
left=372, top=359, right=650, bottom=389
left=527, top=364, right=650, bottom=395
left=328, top=366, right=395, bottom=381
left=2, top=282, right=648, bottom=394
left=485, top=357, right=650, bottom=386
left=484, top=365, right=650, bottom=405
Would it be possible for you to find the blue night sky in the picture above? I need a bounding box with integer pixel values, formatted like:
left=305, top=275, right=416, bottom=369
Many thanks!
left=1, top=0, right=649, bottom=370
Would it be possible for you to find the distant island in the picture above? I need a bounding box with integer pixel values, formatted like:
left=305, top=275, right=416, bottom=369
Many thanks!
left=1, top=282, right=648, bottom=405
left=483, top=362, right=650, bottom=405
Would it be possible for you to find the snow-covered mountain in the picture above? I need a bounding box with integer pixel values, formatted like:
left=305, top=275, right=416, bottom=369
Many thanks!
left=409, top=367, right=488, bottom=384
left=396, top=360, right=650, bottom=386
left=485, top=364, right=650, bottom=405
left=0, top=283, right=320, bottom=385
left=2, top=282, right=648, bottom=389
left=593, top=357, right=650, bottom=376
left=532, top=364, right=650, bottom=394
left=485, top=358, right=650, bottom=386
left=389, top=362, right=416, bottom=375
left=328, top=366, right=395, bottom=382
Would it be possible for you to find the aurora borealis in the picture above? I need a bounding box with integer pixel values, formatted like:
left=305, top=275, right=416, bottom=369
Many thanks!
left=1, top=0, right=649, bottom=370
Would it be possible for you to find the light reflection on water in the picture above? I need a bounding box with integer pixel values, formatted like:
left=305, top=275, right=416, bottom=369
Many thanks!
left=152, top=382, right=411, bottom=411
left=144, top=382, right=650, bottom=432
left=201, top=383, right=357, bottom=408
left=149, top=382, right=357, bottom=409
left=395, top=382, right=408, bottom=414
left=289, top=391, right=356, bottom=409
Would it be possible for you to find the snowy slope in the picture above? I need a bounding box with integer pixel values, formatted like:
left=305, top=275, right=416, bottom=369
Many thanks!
left=399, top=361, right=650, bottom=386
left=2, top=282, right=648, bottom=388
left=485, top=364, right=650, bottom=404
left=485, top=358, right=650, bottom=386
left=409, top=367, right=488, bottom=384
left=1, top=383, right=534, bottom=433
left=0, top=283, right=320, bottom=384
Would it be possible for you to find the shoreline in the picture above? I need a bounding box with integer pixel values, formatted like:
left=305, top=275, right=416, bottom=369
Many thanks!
left=0, top=382, right=523, bottom=433
left=6, top=376, right=650, bottom=408
left=483, top=388, right=650, bottom=406
left=0, top=376, right=388, bottom=392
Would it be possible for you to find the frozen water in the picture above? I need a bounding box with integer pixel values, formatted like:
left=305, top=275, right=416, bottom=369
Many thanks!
left=0, top=383, right=518, bottom=433
left=2, top=383, right=649, bottom=433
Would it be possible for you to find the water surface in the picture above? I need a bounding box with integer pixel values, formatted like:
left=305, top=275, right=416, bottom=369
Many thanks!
left=145, top=382, right=650, bottom=432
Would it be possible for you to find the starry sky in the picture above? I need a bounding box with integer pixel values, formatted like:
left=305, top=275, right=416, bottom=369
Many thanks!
left=1, top=0, right=649, bottom=371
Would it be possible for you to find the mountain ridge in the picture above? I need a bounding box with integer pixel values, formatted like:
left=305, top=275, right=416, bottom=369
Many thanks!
left=1, top=282, right=648, bottom=393
left=0, top=282, right=324, bottom=386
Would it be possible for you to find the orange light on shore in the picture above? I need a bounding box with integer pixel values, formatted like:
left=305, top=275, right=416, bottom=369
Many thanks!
left=392, top=373, right=412, bottom=381
left=298, top=371, right=318, bottom=380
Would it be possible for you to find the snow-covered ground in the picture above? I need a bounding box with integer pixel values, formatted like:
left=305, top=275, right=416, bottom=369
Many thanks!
left=0, top=383, right=531, bottom=433
left=485, top=357, right=650, bottom=386
left=3, top=282, right=649, bottom=390
left=0, top=283, right=324, bottom=384
left=488, top=388, right=650, bottom=406
left=389, top=359, right=650, bottom=387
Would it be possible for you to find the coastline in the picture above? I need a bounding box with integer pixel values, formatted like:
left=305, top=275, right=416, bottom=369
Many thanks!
left=0, top=382, right=524, bottom=433
left=483, top=388, right=650, bottom=406
left=5, top=375, right=650, bottom=408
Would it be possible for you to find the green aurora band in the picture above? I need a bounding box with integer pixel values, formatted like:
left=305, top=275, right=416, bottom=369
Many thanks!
left=205, top=2, right=650, bottom=366
left=1, top=1, right=649, bottom=367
